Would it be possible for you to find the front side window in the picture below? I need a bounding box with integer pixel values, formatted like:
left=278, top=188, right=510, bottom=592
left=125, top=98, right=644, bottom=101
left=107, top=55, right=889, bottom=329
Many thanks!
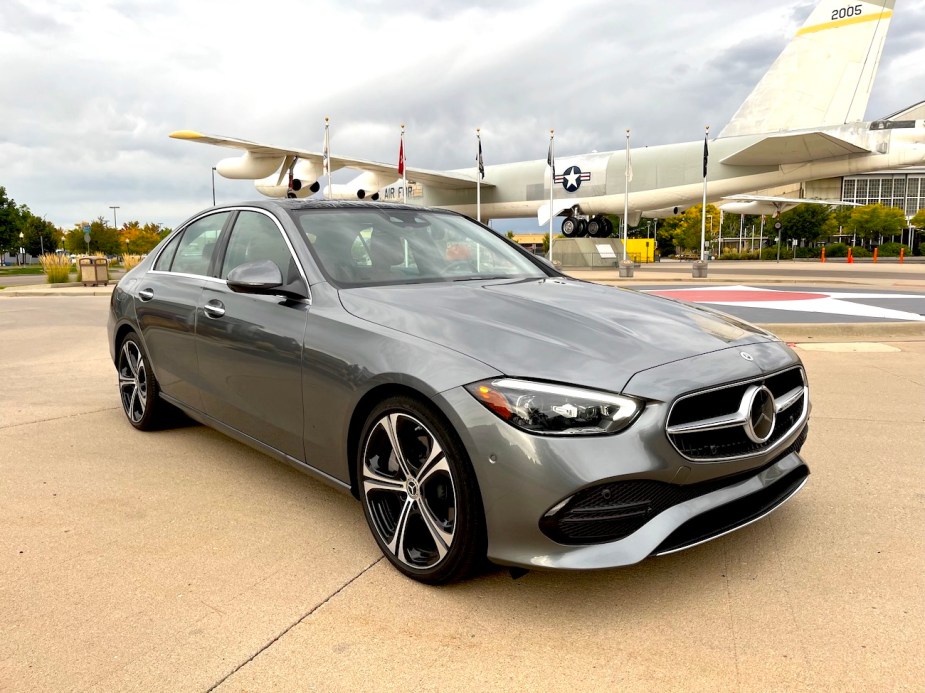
left=221, top=210, right=295, bottom=281
left=169, top=212, right=231, bottom=276
left=295, top=209, right=547, bottom=287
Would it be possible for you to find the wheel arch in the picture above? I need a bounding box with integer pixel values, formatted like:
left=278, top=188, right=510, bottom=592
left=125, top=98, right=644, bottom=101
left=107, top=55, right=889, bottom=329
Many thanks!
left=346, top=383, right=460, bottom=500
left=112, top=322, right=137, bottom=364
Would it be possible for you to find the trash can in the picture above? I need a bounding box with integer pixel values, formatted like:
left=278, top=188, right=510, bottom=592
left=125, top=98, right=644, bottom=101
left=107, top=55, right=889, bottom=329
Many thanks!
left=79, top=257, right=110, bottom=286
left=617, top=259, right=635, bottom=278
left=692, top=260, right=709, bottom=278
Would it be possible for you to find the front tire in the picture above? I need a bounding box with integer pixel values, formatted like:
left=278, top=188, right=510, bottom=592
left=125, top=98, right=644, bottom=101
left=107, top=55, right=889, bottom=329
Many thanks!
left=117, top=331, right=168, bottom=431
left=357, top=396, right=486, bottom=584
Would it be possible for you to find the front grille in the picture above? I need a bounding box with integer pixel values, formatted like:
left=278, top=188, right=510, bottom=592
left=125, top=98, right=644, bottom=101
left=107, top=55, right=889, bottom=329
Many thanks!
left=539, top=425, right=808, bottom=546
left=666, top=366, right=808, bottom=461
left=540, top=463, right=769, bottom=545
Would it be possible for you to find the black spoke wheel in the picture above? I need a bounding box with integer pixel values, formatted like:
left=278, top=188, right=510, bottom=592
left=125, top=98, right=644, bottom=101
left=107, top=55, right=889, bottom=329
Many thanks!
left=117, top=331, right=167, bottom=431
left=358, top=396, right=485, bottom=584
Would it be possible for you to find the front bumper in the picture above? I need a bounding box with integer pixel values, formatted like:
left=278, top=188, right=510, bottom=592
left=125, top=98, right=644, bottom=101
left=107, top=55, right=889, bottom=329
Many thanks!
left=435, top=379, right=809, bottom=571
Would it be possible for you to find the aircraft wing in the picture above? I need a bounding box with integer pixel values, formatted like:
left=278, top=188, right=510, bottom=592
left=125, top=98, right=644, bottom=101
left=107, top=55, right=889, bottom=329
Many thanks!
left=721, top=194, right=860, bottom=206
left=720, top=132, right=870, bottom=166
left=170, top=130, right=486, bottom=190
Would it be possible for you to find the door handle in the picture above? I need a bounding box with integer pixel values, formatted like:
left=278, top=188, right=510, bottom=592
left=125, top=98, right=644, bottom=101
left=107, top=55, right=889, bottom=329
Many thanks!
left=138, top=288, right=154, bottom=301
left=203, top=300, right=226, bottom=319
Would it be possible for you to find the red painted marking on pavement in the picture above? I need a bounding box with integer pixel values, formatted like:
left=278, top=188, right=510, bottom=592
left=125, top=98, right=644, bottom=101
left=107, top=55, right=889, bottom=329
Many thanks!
left=651, top=289, right=827, bottom=303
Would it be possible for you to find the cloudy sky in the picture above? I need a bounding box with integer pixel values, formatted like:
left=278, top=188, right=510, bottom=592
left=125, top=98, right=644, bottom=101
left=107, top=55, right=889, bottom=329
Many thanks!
left=2, top=0, right=923, bottom=230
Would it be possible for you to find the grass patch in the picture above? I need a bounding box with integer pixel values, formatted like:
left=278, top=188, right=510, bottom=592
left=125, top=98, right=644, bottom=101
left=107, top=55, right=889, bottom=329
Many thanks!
left=0, top=266, right=44, bottom=275
left=122, top=254, right=143, bottom=272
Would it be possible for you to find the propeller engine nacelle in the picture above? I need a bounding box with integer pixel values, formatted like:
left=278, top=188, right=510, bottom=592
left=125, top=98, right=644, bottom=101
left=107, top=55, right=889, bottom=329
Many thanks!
left=254, top=160, right=322, bottom=198
left=289, top=160, right=322, bottom=194
left=216, top=152, right=285, bottom=180
left=325, top=171, right=389, bottom=201
left=643, top=205, right=693, bottom=219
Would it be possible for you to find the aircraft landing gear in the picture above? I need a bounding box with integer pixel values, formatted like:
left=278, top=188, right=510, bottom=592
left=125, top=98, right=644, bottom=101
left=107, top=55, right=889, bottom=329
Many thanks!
left=561, top=216, right=589, bottom=237
left=562, top=213, right=612, bottom=238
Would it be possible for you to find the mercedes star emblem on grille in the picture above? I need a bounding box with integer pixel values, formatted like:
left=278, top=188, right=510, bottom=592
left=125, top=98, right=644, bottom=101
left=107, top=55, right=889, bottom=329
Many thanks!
left=744, top=385, right=776, bottom=443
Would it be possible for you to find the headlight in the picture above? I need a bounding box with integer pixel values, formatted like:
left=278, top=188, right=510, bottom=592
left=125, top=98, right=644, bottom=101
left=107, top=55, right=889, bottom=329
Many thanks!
left=465, top=378, right=642, bottom=436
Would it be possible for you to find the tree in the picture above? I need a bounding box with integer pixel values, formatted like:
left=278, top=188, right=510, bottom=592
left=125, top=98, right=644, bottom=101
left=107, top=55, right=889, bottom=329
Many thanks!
left=0, top=186, right=25, bottom=258
left=122, top=222, right=168, bottom=255
left=910, top=209, right=925, bottom=230
left=21, top=214, right=60, bottom=256
left=671, top=204, right=722, bottom=254
left=846, top=204, right=906, bottom=246
left=653, top=216, right=681, bottom=256
left=780, top=203, right=831, bottom=244
left=821, top=206, right=853, bottom=240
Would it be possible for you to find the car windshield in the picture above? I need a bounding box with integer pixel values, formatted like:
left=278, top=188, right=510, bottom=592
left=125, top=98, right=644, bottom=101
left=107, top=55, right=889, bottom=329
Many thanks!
left=293, top=208, right=548, bottom=286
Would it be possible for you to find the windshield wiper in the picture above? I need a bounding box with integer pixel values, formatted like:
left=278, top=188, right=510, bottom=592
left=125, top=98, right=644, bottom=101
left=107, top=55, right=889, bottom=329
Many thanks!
left=452, top=275, right=512, bottom=282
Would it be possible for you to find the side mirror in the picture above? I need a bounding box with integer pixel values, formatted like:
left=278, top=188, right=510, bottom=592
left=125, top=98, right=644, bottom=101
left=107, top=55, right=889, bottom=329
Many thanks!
left=226, top=260, right=284, bottom=295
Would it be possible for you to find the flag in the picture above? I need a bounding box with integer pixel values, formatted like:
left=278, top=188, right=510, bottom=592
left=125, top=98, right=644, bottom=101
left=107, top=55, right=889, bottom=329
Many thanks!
left=477, top=134, right=484, bottom=179
left=398, top=135, right=405, bottom=176
left=703, top=134, right=709, bottom=179
left=546, top=138, right=555, bottom=178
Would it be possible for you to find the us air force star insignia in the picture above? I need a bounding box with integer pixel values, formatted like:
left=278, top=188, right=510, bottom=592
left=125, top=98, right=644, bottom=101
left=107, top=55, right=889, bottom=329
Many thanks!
left=560, top=165, right=591, bottom=192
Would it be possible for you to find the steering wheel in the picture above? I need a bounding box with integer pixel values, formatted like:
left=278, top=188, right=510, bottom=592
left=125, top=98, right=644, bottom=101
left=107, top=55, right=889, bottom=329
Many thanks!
left=444, top=261, right=475, bottom=273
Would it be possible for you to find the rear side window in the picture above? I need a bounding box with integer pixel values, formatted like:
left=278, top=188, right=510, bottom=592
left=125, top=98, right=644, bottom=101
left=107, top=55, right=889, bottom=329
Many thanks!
left=153, top=233, right=182, bottom=271
left=167, top=212, right=231, bottom=276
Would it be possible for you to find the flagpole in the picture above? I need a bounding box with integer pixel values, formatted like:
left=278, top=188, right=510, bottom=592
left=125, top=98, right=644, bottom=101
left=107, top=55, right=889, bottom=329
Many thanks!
left=548, top=129, right=554, bottom=262
left=693, top=124, right=710, bottom=278
left=701, top=125, right=709, bottom=262
left=400, top=124, right=406, bottom=203
left=476, top=128, right=481, bottom=223
left=623, top=128, right=630, bottom=263
left=323, top=116, right=330, bottom=200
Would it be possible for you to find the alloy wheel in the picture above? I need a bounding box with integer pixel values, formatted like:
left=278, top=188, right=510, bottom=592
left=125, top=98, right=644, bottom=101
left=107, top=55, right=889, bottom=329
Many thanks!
left=118, top=340, right=148, bottom=424
left=361, top=412, right=457, bottom=570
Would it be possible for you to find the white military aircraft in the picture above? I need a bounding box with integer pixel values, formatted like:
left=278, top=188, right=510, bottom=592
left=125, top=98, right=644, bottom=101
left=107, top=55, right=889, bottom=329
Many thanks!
left=172, top=0, right=922, bottom=237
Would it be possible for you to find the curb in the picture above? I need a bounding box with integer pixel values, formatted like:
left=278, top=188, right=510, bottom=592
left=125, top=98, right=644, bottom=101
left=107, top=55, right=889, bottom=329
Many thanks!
left=758, top=321, right=925, bottom=342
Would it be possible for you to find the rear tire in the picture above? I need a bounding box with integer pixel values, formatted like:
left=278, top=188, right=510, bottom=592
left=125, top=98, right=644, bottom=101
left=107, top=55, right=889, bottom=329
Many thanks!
left=117, top=331, right=169, bottom=431
left=357, top=396, right=486, bottom=584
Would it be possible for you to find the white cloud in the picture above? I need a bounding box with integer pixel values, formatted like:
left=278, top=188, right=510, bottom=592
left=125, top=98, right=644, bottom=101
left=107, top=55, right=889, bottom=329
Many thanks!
left=1, top=0, right=922, bottom=228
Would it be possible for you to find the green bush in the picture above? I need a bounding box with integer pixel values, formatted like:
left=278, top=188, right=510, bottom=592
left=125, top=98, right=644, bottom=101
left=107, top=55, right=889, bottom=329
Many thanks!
left=824, top=242, right=848, bottom=257
left=850, top=246, right=871, bottom=258
left=875, top=242, right=911, bottom=257
left=760, top=246, right=792, bottom=260
left=719, top=250, right=760, bottom=260
left=795, top=246, right=822, bottom=258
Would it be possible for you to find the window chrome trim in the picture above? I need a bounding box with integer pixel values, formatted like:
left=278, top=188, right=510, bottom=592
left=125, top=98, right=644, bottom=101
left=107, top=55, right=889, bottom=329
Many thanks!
left=147, top=206, right=312, bottom=304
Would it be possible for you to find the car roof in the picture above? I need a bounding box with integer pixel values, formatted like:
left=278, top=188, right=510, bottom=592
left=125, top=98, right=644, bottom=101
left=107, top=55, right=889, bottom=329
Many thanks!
left=214, top=199, right=460, bottom=215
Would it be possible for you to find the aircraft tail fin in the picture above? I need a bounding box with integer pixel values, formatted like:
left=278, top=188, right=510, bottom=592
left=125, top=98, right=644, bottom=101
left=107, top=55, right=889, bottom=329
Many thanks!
left=719, top=0, right=894, bottom=138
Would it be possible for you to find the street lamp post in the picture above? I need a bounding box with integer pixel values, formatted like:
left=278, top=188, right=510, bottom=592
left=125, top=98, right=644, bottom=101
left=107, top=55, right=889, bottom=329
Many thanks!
left=109, top=206, right=120, bottom=231
left=19, top=231, right=24, bottom=266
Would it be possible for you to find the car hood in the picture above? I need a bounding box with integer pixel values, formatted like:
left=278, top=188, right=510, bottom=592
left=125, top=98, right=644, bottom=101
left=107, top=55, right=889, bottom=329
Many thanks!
left=338, top=278, right=777, bottom=393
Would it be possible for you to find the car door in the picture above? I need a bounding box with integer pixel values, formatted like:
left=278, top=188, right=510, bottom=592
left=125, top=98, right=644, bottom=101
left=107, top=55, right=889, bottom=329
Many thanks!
left=135, top=211, right=232, bottom=411
left=196, top=209, right=310, bottom=461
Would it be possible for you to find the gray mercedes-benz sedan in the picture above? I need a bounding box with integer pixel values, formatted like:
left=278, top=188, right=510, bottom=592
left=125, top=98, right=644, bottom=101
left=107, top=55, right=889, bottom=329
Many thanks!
left=107, top=199, right=810, bottom=583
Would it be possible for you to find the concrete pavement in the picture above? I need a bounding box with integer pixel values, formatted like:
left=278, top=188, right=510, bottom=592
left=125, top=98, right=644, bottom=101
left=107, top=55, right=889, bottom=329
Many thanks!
left=0, top=285, right=923, bottom=691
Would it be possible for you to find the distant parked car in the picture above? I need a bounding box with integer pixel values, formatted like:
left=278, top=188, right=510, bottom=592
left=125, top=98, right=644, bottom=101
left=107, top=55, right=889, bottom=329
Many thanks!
left=107, top=200, right=810, bottom=583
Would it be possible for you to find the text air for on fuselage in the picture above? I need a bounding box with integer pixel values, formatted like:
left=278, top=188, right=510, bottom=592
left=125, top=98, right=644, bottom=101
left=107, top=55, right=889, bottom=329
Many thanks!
left=381, top=183, right=422, bottom=200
